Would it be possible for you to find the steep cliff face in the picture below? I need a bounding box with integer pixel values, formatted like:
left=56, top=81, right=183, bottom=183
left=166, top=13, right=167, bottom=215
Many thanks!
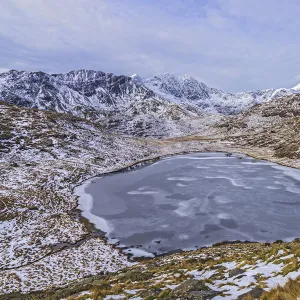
left=0, top=69, right=156, bottom=114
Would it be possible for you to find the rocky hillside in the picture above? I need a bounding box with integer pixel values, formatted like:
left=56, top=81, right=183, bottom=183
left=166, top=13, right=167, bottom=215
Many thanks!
left=215, top=94, right=300, bottom=160
left=0, top=100, right=166, bottom=295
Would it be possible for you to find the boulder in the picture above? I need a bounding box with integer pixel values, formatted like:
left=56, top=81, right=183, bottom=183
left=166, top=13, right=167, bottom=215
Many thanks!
left=169, top=279, right=219, bottom=299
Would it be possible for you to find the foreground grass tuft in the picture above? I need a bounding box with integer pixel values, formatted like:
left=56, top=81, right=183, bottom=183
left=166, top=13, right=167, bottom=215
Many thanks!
left=261, top=276, right=300, bottom=300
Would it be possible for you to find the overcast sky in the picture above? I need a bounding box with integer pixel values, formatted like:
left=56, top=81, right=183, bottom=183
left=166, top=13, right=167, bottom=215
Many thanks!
left=0, top=0, right=300, bottom=92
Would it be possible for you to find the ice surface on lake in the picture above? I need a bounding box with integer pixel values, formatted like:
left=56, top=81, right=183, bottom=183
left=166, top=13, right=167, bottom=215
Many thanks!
left=79, top=152, right=300, bottom=255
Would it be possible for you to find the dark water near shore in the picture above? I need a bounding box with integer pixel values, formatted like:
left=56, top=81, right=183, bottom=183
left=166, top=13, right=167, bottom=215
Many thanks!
left=78, top=152, right=300, bottom=256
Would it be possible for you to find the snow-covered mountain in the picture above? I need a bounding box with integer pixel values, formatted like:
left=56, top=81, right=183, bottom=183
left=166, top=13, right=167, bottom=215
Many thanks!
left=1, top=69, right=300, bottom=136
left=0, top=69, right=157, bottom=114
left=145, top=73, right=300, bottom=114
left=0, top=70, right=199, bottom=137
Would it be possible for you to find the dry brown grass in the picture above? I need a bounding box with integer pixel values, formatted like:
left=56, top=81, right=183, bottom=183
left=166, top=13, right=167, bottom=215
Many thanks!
left=164, top=134, right=218, bottom=142
left=261, top=277, right=300, bottom=300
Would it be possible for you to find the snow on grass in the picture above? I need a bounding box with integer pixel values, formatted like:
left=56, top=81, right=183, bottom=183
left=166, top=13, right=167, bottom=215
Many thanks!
left=0, top=237, right=133, bottom=293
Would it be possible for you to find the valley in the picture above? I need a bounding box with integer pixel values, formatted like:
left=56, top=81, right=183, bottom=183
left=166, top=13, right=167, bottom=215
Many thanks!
left=1, top=71, right=300, bottom=299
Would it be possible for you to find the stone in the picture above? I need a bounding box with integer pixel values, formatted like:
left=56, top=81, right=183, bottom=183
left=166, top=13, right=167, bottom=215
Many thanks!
left=237, top=287, right=264, bottom=299
left=170, top=279, right=219, bottom=299
left=228, top=268, right=246, bottom=278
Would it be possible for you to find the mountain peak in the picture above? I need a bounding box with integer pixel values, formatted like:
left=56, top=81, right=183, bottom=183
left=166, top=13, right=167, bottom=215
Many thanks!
left=145, top=73, right=212, bottom=102
left=179, top=74, right=198, bottom=81
left=292, top=82, right=300, bottom=90
left=130, top=73, right=143, bottom=84
left=146, top=73, right=209, bottom=89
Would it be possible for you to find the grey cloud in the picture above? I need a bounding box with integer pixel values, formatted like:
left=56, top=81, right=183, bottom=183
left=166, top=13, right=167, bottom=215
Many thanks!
left=0, top=0, right=300, bottom=92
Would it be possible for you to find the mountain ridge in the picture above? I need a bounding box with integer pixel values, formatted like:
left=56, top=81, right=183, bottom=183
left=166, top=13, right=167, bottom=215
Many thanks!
left=2, top=68, right=300, bottom=115
left=1, top=69, right=300, bottom=137
left=145, top=72, right=300, bottom=114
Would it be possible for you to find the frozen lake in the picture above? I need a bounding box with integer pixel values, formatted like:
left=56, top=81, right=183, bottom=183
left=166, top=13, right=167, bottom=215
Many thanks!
left=76, top=152, right=300, bottom=257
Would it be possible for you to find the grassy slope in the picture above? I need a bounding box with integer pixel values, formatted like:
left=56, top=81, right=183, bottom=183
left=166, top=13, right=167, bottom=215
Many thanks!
left=5, top=240, right=300, bottom=299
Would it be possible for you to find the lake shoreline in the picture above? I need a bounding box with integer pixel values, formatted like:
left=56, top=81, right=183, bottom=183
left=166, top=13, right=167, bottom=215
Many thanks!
left=76, top=151, right=300, bottom=258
